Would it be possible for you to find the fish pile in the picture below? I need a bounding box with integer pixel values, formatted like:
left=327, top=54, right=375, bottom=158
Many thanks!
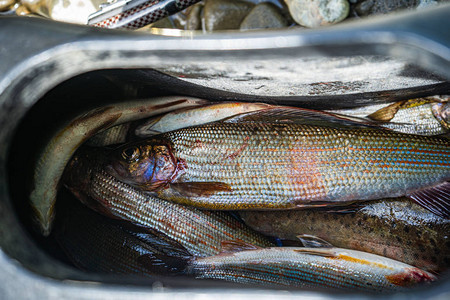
left=42, top=98, right=450, bottom=292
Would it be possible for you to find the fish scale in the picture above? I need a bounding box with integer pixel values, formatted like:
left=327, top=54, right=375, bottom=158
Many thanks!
left=160, top=121, right=450, bottom=209
left=74, top=164, right=274, bottom=257
left=187, top=247, right=436, bottom=292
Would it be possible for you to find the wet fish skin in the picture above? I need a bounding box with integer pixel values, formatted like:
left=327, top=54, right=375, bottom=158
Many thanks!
left=329, top=97, right=450, bottom=136
left=135, top=102, right=272, bottom=137
left=106, top=107, right=450, bottom=214
left=63, top=147, right=274, bottom=257
left=55, top=194, right=191, bottom=275
left=186, top=246, right=436, bottom=292
left=31, top=96, right=208, bottom=235
left=379, top=101, right=449, bottom=136
left=239, top=199, right=450, bottom=273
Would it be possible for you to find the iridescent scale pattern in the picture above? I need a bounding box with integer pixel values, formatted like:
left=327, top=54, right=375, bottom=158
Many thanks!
left=162, top=122, right=450, bottom=209
left=89, top=169, right=273, bottom=257
left=188, top=247, right=435, bottom=292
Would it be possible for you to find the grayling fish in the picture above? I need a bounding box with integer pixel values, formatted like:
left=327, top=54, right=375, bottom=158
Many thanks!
left=105, top=106, right=450, bottom=218
left=31, top=96, right=207, bottom=235
left=239, top=199, right=450, bottom=272
left=63, top=147, right=274, bottom=257
left=329, top=97, right=450, bottom=136
left=186, top=242, right=436, bottom=292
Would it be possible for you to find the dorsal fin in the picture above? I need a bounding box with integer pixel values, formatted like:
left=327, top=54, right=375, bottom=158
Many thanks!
left=222, top=107, right=383, bottom=130
left=297, top=234, right=334, bottom=248
left=407, top=181, right=450, bottom=219
left=220, top=241, right=262, bottom=253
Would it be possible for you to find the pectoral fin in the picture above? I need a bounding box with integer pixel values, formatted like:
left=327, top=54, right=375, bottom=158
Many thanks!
left=407, top=182, right=450, bottom=219
left=293, top=248, right=337, bottom=257
left=219, top=241, right=262, bottom=254
left=170, top=182, right=232, bottom=197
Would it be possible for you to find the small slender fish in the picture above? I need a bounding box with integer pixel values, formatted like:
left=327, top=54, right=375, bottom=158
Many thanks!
left=105, top=106, right=450, bottom=217
left=186, top=242, right=436, bottom=292
left=63, top=147, right=274, bottom=257
left=135, top=102, right=272, bottom=137
left=55, top=194, right=191, bottom=276
left=239, top=198, right=450, bottom=272
left=31, top=96, right=207, bottom=235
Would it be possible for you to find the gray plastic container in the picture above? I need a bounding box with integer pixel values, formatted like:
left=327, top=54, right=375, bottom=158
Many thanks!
left=1, top=4, right=449, bottom=299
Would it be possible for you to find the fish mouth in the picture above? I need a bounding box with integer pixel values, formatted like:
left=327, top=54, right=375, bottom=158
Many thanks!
left=104, top=161, right=140, bottom=188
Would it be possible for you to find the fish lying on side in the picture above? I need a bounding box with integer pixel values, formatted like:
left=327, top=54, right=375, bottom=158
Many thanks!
left=185, top=242, right=436, bottom=292
left=239, top=199, right=450, bottom=272
left=328, top=97, right=449, bottom=136
left=63, top=147, right=274, bottom=257
left=104, top=106, right=450, bottom=217
left=30, top=96, right=207, bottom=235
left=135, top=102, right=272, bottom=137
left=55, top=194, right=190, bottom=276
left=84, top=102, right=272, bottom=147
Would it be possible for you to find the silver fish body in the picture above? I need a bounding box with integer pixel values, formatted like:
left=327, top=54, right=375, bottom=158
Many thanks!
left=63, top=147, right=274, bottom=257
left=31, top=96, right=207, bottom=235
left=107, top=107, right=450, bottom=217
left=186, top=246, right=436, bottom=292
left=329, top=97, right=450, bottom=136
left=239, top=199, right=450, bottom=272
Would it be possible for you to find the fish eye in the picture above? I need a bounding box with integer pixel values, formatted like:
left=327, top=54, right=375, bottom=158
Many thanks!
left=121, top=147, right=140, bottom=161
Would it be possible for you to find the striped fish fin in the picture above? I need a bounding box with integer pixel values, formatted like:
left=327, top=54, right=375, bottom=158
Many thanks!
left=219, top=241, right=262, bottom=254
left=223, top=106, right=382, bottom=130
left=170, top=182, right=232, bottom=197
left=367, top=101, right=406, bottom=122
left=292, top=248, right=337, bottom=257
left=407, top=182, right=450, bottom=219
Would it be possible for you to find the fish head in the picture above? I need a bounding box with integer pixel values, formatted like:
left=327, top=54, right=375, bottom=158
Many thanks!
left=105, top=140, right=178, bottom=191
left=432, top=101, right=450, bottom=130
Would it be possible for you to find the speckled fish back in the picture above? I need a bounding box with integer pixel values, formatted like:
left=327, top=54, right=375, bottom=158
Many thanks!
left=89, top=169, right=273, bottom=257
left=164, top=121, right=450, bottom=209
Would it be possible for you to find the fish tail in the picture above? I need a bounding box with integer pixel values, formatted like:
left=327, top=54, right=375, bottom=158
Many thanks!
left=137, top=252, right=192, bottom=276
left=407, top=181, right=450, bottom=219
left=385, top=267, right=437, bottom=287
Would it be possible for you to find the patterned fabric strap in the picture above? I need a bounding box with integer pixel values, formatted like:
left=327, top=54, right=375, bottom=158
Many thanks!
left=93, top=0, right=200, bottom=29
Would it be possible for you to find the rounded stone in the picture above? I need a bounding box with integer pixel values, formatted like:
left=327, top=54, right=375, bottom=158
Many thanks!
left=417, top=0, right=438, bottom=9
left=185, top=3, right=203, bottom=30
left=21, top=0, right=103, bottom=24
left=203, top=0, right=254, bottom=31
left=354, top=0, right=374, bottom=16
left=353, top=0, right=420, bottom=16
left=240, top=2, right=288, bottom=30
left=0, top=0, right=15, bottom=12
left=286, top=0, right=350, bottom=28
left=15, top=4, right=31, bottom=15
left=20, top=0, right=50, bottom=18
